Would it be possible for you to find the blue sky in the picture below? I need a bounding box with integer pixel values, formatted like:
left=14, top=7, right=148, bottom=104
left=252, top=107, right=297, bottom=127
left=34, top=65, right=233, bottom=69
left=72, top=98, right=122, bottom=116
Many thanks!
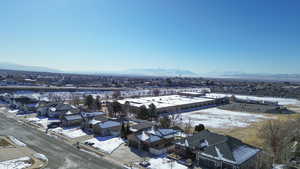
left=0, top=0, right=299, bottom=74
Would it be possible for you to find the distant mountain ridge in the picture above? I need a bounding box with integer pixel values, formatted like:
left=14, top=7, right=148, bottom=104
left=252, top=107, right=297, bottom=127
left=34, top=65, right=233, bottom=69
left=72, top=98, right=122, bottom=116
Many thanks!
left=122, top=68, right=199, bottom=77
left=1, top=62, right=299, bottom=81
left=221, top=73, right=300, bottom=82
left=0, top=62, right=62, bottom=73
left=0, top=63, right=198, bottom=77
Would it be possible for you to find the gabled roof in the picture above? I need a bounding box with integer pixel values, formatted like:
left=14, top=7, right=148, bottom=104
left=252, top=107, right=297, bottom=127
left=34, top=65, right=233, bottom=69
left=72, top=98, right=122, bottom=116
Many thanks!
left=81, top=112, right=105, bottom=118
left=98, top=121, right=121, bottom=129
left=94, top=116, right=109, bottom=122
left=136, top=127, right=179, bottom=143
left=26, top=103, right=39, bottom=108
left=64, top=114, right=83, bottom=121
left=175, top=130, right=261, bottom=165
left=130, top=123, right=153, bottom=132
left=14, top=97, right=38, bottom=104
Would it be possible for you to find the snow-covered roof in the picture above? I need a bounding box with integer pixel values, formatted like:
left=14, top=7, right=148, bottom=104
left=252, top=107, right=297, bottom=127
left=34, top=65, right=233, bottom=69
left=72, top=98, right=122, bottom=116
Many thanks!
left=64, top=114, right=82, bottom=121
left=98, top=121, right=121, bottom=128
left=49, top=107, right=56, bottom=112
left=138, top=131, right=150, bottom=141
left=89, top=119, right=101, bottom=125
left=137, top=128, right=179, bottom=143
left=176, top=130, right=261, bottom=165
left=81, top=112, right=105, bottom=118
left=232, top=145, right=260, bottom=164
left=118, top=95, right=214, bottom=109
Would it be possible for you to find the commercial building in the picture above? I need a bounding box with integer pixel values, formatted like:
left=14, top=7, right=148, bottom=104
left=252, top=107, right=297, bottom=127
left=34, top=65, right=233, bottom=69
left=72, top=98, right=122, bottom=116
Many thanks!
left=118, top=94, right=229, bottom=114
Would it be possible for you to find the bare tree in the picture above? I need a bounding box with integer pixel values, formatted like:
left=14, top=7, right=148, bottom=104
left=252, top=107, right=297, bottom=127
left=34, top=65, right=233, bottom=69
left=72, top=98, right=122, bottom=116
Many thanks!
left=258, top=120, right=294, bottom=163
left=184, top=118, right=193, bottom=134
left=70, top=93, right=80, bottom=106
left=153, top=89, right=160, bottom=96
left=48, top=93, right=64, bottom=102
left=123, top=101, right=131, bottom=118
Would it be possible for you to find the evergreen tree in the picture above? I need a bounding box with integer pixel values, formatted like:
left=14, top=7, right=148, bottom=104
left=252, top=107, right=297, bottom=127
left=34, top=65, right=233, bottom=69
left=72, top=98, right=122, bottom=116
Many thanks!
left=148, top=103, right=157, bottom=120
left=120, top=122, right=126, bottom=138
left=126, top=123, right=131, bottom=136
left=95, top=96, right=102, bottom=110
left=160, top=116, right=171, bottom=128
left=85, top=95, right=94, bottom=110
left=137, top=105, right=149, bottom=120
left=194, top=124, right=205, bottom=132
left=111, top=101, right=122, bottom=117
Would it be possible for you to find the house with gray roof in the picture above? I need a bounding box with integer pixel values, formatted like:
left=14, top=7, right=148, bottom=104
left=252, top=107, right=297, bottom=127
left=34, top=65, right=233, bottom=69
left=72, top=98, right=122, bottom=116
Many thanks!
left=80, top=112, right=107, bottom=131
left=173, top=130, right=261, bottom=169
left=38, top=102, right=79, bottom=118
left=61, top=113, right=83, bottom=127
left=128, top=127, right=180, bottom=155
left=93, top=120, right=121, bottom=137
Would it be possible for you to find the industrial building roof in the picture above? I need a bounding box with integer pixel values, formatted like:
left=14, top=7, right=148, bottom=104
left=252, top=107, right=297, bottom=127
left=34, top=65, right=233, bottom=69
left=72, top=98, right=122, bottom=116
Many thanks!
left=118, top=95, right=214, bottom=109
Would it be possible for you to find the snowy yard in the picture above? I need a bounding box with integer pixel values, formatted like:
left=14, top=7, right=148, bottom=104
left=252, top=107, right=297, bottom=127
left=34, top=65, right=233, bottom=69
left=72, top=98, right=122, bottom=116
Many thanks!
left=84, top=136, right=124, bottom=154
left=50, top=127, right=87, bottom=139
left=148, top=157, right=187, bottom=169
left=180, top=107, right=272, bottom=129
left=0, top=157, right=32, bottom=169
left=8, top=109, right=19, bottom=113
left=26, top=117, right=60, bottom=129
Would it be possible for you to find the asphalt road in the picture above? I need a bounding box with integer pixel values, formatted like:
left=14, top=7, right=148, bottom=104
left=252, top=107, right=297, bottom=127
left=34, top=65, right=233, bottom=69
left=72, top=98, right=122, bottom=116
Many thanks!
left=0, top=113, right=123, bottom=169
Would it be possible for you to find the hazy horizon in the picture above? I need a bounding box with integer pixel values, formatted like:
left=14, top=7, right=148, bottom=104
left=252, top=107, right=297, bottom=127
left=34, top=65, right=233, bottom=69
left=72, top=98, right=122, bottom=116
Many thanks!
left=1, top=0, right=299, bottom=74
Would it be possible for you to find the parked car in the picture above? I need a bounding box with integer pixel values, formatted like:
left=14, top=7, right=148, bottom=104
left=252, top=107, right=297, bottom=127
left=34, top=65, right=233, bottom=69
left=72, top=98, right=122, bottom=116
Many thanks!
left=139, top=161, right=150, bottom=168
left=47, top=122, right=60, bottom=129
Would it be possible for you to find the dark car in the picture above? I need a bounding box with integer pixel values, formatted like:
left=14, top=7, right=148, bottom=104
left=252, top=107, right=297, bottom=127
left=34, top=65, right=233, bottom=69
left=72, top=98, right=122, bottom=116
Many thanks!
left=47, top=122, right=61, bottom=129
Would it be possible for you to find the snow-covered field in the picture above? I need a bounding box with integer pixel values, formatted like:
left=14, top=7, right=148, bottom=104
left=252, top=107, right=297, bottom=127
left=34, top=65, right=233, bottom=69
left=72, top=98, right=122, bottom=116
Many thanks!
left=0, top=157, right=32, bottom=169
left=206, top=93, right=300, bottom=106
left=50, top=127, right=87, bottom=139
left=148, top=158, right=187, bottom=169
left=84, top=137, right=124, bottom=154
left=180, top=108, right=272, bottom=129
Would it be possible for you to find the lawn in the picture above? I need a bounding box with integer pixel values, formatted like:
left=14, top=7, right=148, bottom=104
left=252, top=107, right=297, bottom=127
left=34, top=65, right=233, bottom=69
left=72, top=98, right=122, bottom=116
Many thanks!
left=211, top=113, right=300, bottom=148
left=0, top=138, right=11, bottom=147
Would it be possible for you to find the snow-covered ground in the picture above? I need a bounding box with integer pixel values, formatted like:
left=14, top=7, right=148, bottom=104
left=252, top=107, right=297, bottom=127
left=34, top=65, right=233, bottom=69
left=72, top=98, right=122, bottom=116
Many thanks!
left=50, top=127, right=87, bottom=139
left=33, top=153, right=48, bottom=162
left=206, top=93, right=300, bottom=106
left=84, top=136, right=124, bottom=154
left=0, top=157, right=32, bottom=169
left=8, top=136, right=27, bottom=147
left=26, top=117, right=60, bottom=129
left=148, top=157, right=187, bottom=169
left=180, top=108, right=272, bottom=129
left=8, top=109, right=19, bottom=113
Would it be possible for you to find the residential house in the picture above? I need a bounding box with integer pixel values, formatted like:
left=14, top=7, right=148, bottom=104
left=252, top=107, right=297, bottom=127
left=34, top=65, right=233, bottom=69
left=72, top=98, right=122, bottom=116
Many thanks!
left=81, top=112, right=106, bottom=131
left=93, top=120, right=121, bottom=137
left=128, top=127, right=180, bottom=155
left=12, top=97, right=39, bottom=113
left=173, top=130, right=261, bottom=169
left=130, top=122, right=154, bottom=133
left=38, top=102, right=79, bottom=118
left=61, top=113, right=83, bottom=127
